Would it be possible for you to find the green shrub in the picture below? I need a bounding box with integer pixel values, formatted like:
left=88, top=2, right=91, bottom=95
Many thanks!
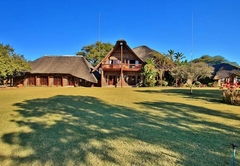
left=208, top=81, right=218, bottom=87
left=194, top=81, right=201, bottom=87
left=200, top=84, right=207, bottom=87
left=222, top=88, right=240, bottom=106
left=208, top=82, right=213, bottom=87
left=212, top=81, right=219, bottom=87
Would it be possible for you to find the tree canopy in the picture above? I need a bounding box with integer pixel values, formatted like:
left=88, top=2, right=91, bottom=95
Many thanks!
left=0, top=43, right=30, bottom=83
left=170, top=64, right=188, bottom=86
left=191, top=55, right=239, bottom=66
left=76, top=41, right=114, bottom=67
left=152, top=52, right=174, bottom=86
left=170, top=62, right=214, bottom=94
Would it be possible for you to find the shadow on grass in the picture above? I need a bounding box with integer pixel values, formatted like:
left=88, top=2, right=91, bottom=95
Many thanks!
left=1, top=95, right=239, bottom=165
left=135, top=88, right=223, bottom=103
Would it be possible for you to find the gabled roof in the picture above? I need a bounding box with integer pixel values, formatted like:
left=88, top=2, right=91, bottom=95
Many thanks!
left=30, top=56, right=98, bottom=83
left=132, top=45, right=159, bottom=61
left=213, top=63, right=240, bottom=79
left=93, top=39, right=143, bottom=71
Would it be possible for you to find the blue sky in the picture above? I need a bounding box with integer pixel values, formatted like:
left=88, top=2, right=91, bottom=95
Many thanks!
left=1, top=0, right=240, bottom=65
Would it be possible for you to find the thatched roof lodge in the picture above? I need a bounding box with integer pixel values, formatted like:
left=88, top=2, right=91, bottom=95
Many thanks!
left=213, top=63, right=240, bottom=87
left=93, top=40, right=145, bottom=87
left=213, top=63, right=239, bottom=79
left=22, top=56, right=98, bottom=87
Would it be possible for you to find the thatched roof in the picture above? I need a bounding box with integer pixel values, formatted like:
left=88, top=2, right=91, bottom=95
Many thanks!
left=30, top=56, right=98, bottom=83
left=132, top=45, right=159, bottom=61
left=213, top=63, right=240, bottom=79
left=93, top=39, right=143, bottom=71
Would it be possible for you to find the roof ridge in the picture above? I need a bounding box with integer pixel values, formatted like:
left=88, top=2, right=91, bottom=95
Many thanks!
left=43, top=55, right=83, bottom=57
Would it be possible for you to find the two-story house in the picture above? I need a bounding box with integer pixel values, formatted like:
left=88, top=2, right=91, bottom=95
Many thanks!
left=93, top=40, right=144, bottom=87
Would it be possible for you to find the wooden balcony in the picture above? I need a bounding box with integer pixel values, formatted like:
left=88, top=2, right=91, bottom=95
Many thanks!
left=102, top=64, right=142, bottom=71
left=123, top=64, right=142, bottom=71
left=102, top=64, right=121, bottom=71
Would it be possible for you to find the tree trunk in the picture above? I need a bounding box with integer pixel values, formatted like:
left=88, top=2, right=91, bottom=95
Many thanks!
left=190, top=86, right=193, bottom=95
left=159, top=73, right=163, bottom=86
left=175, top=78, right=178, bottom=87
left=160, top=73, right=162, bottom=86
left=187, top=79, right=193, bottom=94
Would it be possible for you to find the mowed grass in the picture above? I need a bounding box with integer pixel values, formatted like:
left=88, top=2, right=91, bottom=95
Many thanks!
left=0, top=87, right=239, bottom=166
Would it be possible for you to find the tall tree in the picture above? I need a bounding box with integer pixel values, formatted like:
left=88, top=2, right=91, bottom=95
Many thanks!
left=170, top=65, right=187, bottom=87
left=167, top=49, right=174, bottom=61
left=76, top=41, right=114, bottom=66
left=153, top=52, right=174, bottom=86
left=0, top=44, right=30, bottom=85
left=186, top=62, right=214, bottom=94
left=174, top=52, right=185, bottom=65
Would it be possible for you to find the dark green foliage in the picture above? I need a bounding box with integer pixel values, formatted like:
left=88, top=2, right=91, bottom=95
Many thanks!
left=174, top=52, right=185, bottom=65
left=142, top=58, right=158, bottom=87
left=192, top=55, right=239, bottom=66
left=76, top=41, right=114, bottom=67
left=207, top=81, right=218, bottom=87
left=167, top=49, right=174, bottom=61
left=222, top=88, right=240, bottom=106
left=152, top=52, right=174, bottom=86
left=0, top=43, right=30, bottom=83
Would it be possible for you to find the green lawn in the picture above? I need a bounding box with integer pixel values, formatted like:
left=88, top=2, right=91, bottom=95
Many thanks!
left=0, top=87, right=239, bottom=166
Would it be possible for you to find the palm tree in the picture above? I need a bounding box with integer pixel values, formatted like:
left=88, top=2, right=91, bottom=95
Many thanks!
left=174, top=52, right=185, bottom=64
left=167, top=49, right=174, bottom=61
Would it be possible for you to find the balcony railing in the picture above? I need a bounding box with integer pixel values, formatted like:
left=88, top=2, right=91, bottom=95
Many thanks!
left=123, top=64, right=142, bottom=69
left=102, top=64, right=142, bottom=70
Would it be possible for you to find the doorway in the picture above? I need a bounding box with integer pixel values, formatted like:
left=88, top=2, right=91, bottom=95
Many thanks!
left=108, top=75, right=116, bottom=85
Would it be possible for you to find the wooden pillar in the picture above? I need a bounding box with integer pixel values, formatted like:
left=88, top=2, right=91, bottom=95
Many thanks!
left=35, top=75, right=37, bottom=86
left=101, top=69, right=104, bottom=87
left=120, top=42, right=123, bottom=87
left=48, top=76, right=50, bottom=86
left=61, top=76, right=63, bottom=86
left=73, top=77, right=75, bottom=87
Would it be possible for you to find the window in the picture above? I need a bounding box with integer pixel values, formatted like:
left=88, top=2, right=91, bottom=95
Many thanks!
left=129, top=60, right=137, bottom=68
left=129, top=60, right=135, bottom=64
